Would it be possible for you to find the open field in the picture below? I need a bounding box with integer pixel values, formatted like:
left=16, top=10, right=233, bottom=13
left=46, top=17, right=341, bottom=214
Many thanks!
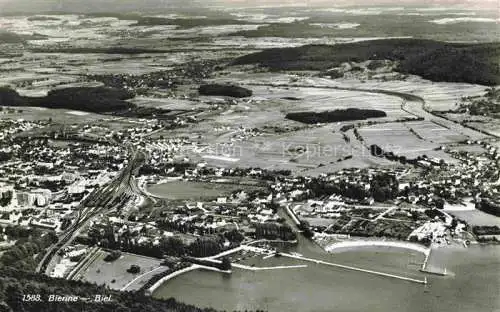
left=77, top=250, right=164, bottom=291
left=130, top=96, right=207, bottom=110
left=236, top=125, right=395, bottom=174
left=405, top=120, right=468, bottom=144
left=352, top=78, right=487, bottom=110
left=247, top=86, right=408, bottom=118
left=181, top=121, right=397, bottom=175
left=151, top=69, right=493, bottom=174
left=0, top=106, right=106, bottom=123
left=359, top=122, right=457, bottom=161
left=442, top=113, right=500, bottom=138
left=147, top=180, right=262, bottom=200
left=162, top=73, right=424, bottom=174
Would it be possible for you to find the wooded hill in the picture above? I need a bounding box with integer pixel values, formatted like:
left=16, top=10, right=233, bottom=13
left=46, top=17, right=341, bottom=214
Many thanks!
left=232, top=39, right=500, bottom=86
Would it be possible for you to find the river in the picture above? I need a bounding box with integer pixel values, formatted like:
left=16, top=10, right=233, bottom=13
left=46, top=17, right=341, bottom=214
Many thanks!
left=153, top=236, right=500, bottom=312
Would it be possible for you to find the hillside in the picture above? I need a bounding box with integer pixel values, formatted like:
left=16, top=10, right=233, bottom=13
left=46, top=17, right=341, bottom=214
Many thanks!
left=0, top=268, right=217, bottom=312
left=232, top=39, right=500, bottom=86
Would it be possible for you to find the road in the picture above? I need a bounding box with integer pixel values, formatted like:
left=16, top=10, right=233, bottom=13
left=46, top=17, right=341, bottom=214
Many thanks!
left=36, top=146, right=147, bottom=275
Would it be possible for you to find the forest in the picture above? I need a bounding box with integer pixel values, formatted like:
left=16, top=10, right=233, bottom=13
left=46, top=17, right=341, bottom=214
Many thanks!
left=286, top=109, right=387, bottom=124
left=232, top=39, right=500, bottom=86
left=198, top=84, right=253, bottom=98
left=0, top=86, right=135, bottom=113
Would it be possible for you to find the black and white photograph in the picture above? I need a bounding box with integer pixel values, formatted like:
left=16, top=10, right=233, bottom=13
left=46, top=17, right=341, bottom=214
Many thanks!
left=0, top=0, right=498, bottom=311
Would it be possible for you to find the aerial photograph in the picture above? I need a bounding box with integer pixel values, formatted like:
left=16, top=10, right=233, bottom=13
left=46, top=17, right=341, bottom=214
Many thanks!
left=0, top=0, right=498, bottom=311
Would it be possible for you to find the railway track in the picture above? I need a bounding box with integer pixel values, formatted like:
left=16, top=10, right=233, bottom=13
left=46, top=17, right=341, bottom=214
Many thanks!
left=36, top=147, right=146, bottom=275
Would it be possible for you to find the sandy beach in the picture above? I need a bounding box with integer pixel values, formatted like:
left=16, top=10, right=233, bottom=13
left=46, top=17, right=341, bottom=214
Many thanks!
left=324, top=240, right=430, bottom=256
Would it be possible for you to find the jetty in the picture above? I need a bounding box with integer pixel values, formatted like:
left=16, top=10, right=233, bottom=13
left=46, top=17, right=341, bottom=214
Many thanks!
left=419, top=248, right=448, bottom=276
left=203, top=257, right=308, bottom=271
left=280, top=252, right=428, bottom=285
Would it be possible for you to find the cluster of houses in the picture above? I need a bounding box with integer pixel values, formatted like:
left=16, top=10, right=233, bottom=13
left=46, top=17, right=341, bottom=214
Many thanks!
left=0, top=119, right=44, bottom=141
left=0, top=119, right=128, bottom=233
left=0, top=171, right=111, bottom=232
left=100, top=118, right=163, bottom=142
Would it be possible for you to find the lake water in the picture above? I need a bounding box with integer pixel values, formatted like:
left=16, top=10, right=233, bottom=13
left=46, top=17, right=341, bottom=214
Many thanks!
left=153, top=237, right=500, bottom=312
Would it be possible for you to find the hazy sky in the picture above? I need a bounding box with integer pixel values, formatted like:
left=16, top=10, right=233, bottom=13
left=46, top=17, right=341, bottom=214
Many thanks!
left=0, top=0, right=497, bottom=12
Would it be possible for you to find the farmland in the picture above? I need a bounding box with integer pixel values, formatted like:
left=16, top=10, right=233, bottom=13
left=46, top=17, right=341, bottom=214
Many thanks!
left=358, top=122, right=457, bottom=161
left=160, top=70, right=489, bottom=174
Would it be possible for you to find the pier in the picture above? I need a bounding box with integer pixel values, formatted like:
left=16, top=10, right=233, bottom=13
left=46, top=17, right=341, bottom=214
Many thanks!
left=419, top=248, right=448, bottom=276
left=280, top=252, right=428, bottom=285
left=203, top=257, right=308, bottom=271
left=232, top=245, right=427, bottom=284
